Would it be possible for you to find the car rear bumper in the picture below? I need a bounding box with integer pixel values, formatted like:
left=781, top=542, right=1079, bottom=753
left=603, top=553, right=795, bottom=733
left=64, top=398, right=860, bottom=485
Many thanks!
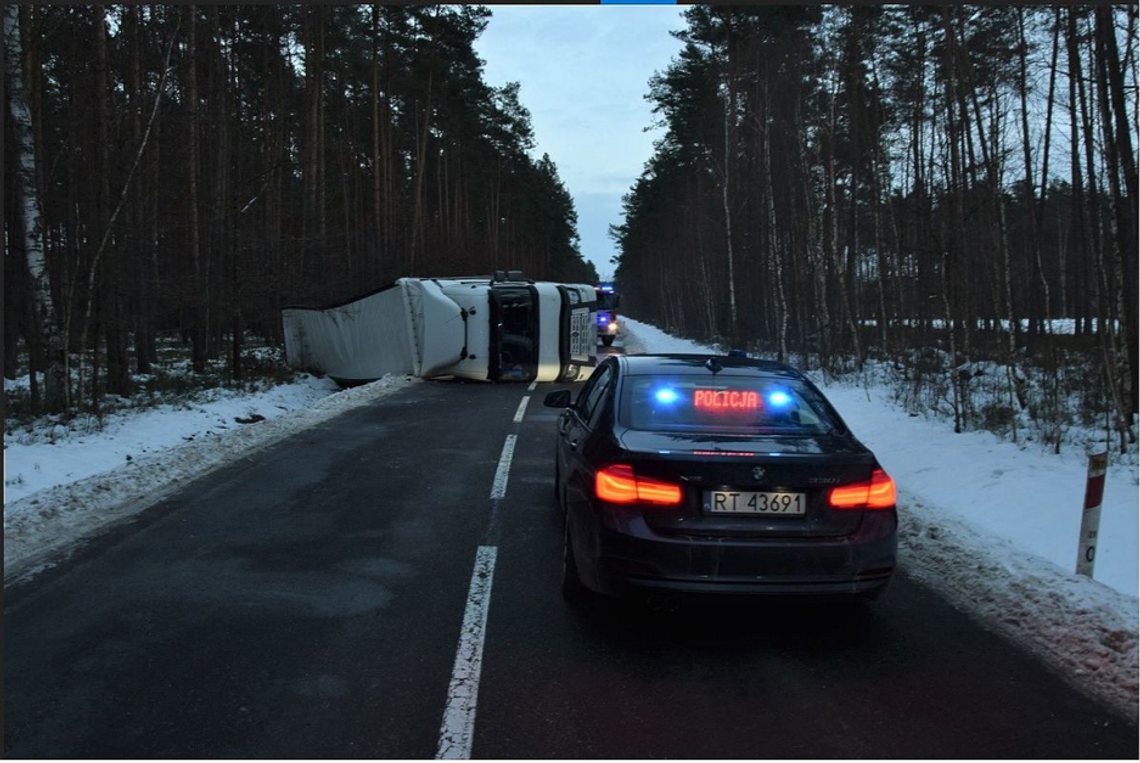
left=581, top=510, right=897, bottom=598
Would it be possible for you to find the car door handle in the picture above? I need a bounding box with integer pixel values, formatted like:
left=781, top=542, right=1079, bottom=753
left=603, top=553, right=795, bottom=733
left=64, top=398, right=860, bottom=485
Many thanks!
left=568, top=438, right=579, bottom=450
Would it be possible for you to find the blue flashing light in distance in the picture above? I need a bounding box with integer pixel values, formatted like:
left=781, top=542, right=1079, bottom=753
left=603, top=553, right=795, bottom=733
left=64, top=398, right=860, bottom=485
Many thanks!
left=598, top=314, right=608, bottom=323
left=767, top=390, right=793, bottom=407
left=655, top=388, right=681, bottom=405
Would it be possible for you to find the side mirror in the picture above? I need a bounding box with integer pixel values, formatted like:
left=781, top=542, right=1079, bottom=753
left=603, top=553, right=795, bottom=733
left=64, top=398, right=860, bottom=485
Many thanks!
left=544, top=390, right=572, bottom=408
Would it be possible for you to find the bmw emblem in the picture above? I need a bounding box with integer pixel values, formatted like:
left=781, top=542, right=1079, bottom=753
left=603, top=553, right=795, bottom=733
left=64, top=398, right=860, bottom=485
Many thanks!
left=751, top=466, right=766, bottom=481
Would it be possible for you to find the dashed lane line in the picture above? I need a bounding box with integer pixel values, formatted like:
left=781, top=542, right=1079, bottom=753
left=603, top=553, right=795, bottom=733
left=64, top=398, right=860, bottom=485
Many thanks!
left=489, top=434, right=516, bottom=500
left=527, top=381, right=537, bottom=392
left=435, top=545, right=498, bottom=760
left=512, top=396, right=530, bottom=424
left=437, top=399, right=531, bottom=757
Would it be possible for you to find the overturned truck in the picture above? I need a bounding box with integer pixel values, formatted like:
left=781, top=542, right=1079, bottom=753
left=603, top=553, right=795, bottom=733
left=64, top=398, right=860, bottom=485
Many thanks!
left=282, top=273, right=597, bottom=385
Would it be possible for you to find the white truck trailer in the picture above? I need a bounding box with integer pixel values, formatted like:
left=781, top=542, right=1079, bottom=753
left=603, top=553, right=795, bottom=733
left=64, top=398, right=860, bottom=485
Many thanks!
left=282, top=273, right=597, bottom=385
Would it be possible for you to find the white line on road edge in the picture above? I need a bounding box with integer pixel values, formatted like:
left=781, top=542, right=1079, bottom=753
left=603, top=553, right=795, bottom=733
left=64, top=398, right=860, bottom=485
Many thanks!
left=436, top=545, right=498, bottom=760
left=527, top=381, right=537, bottom=392
left=489, top=435, right=516, bottom=499
left=512, top=396, right=530, bottom=424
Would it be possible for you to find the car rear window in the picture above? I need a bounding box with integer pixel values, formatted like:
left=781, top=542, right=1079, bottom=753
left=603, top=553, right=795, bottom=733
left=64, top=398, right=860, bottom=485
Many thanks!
left=619, top=376, right=839, bottom=435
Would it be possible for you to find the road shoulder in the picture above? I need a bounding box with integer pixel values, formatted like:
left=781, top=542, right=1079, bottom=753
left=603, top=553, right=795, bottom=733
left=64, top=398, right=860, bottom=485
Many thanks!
left=4, top=375, right=418, bottom=585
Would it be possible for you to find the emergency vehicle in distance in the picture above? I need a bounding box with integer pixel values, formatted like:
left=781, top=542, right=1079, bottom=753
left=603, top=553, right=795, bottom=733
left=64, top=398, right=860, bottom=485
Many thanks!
left=596, top=282, right=621, bottom=346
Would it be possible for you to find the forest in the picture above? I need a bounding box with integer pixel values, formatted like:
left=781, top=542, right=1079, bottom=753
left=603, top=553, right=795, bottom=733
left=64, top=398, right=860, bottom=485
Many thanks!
left=4, top=4, right=597, bottom=415
left=612, top=5, right=1138, bottom=452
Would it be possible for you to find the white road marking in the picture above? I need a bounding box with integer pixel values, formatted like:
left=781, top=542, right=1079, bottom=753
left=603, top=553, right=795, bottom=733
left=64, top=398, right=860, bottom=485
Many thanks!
left=527, top=381, right=537, bottom=392
left=489, top=435, right=516, bottom=499
left=438, top=413, right=523, bottom=756
left=436, top=545, right=498, bottom=760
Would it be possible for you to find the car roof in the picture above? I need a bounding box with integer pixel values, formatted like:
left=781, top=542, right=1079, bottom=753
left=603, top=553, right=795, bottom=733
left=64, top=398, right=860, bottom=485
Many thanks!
left=614, top=353, right=805, bottom=380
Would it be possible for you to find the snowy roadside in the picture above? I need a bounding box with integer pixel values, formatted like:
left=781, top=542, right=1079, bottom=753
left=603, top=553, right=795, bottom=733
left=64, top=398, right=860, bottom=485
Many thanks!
left=620, top=316, right=1138, bottom=720
left=4, top=374, right=418, bottom=583
left=5, top=372, right=340, bottom=502
left=900, top=496, right=1137, bottom=721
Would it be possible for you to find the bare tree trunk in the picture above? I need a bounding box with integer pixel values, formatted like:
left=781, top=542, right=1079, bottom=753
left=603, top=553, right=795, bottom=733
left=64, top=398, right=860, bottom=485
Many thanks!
left=1037, top=10, right=1063, bottom=451
left=186, top=5, right=206, bottom=373
left=1094, top=16, right=1136, bottom=438
left=317, top=11, right=326, bottom=266
left=795, top=90, right=830, bottom=368
left=1095, top=8, right=1137, bottom=417
left=871, top=143, right=889, bottom=354
left=1067, top=11, right=1089, bottom=338
left=411, top=9, right=438, bottom=273
left=1036, top=11, right=1060, bottom=326
left=147, top=16, right=162, bottom=370
left=941, top=7, right=964, bottom=433
left=410, top=66, right=433, bottom=271
left=90, top=6, right=131, bottom=398
left=759, top=74, right=787, bottom=360
left=127, top=4, right=152, bottom=375
left=721, top=84, right=738, bottom=342
left=1017, top=8, right=1044, bottom=338
left=1097, top=7, right=1137, bottom=205
left=5, top=3, right=66, bottom=409
left=371, top=4, right=383, bottom=282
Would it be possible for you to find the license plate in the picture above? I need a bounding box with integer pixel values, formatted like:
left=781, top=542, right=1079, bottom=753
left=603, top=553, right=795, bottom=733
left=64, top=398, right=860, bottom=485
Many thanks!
left=703, top=490, right=806, bottom=515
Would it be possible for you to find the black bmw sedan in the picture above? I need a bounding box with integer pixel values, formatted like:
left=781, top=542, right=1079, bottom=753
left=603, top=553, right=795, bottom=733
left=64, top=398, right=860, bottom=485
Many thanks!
left=545, top=354, right=897, bottom=603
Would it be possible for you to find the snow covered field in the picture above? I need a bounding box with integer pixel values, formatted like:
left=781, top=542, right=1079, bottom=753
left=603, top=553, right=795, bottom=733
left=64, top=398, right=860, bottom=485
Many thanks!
left=4, top=373, right=417, bottom=581
left=621, top=316, right=1138, bottom=718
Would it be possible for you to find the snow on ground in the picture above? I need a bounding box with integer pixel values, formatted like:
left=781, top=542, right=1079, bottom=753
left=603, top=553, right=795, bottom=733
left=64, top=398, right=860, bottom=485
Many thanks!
left=4, top=374, right=418, bottom=583
left=822, top=381, right=1139, bottom=598
left=619, top=316, right=719, bottom=356
left=859, top=317, right=1119, bottom=334
left=5, top=373, right=339, bottom=503
left=621, top=316, right=1138, bottom=719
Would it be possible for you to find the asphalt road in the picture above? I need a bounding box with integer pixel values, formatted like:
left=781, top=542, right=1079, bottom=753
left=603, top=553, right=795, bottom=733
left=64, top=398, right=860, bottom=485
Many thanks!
left=5, top=355, right=1137, bottom=758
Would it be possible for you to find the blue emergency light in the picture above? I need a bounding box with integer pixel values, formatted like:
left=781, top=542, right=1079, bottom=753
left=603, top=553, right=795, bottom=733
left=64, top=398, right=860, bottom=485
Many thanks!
left=768, top=390, right=792, bottom=407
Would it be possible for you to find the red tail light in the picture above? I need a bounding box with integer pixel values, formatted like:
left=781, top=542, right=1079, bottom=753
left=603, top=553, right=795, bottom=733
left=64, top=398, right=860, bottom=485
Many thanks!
left=828, top=469, right=896, bottom=509
left=595, top=464, right=682, bottom=506
left=596, top=464, right=639, bottom=503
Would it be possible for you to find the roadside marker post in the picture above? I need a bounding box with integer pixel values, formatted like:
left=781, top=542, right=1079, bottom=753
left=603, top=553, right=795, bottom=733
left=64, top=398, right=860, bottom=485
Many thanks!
left=1075, top=451, right=1108, bottom=578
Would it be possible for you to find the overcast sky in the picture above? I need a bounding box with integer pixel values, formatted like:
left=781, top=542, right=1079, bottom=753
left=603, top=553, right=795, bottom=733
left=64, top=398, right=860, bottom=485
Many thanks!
left=475, top=5, right=687, bottom=280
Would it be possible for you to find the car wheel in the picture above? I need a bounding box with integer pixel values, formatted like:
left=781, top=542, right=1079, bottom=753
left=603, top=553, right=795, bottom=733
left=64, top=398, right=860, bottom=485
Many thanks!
left=561, top=516, right=588, bottom=603
left=601, top=335, right=614, bottom=347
